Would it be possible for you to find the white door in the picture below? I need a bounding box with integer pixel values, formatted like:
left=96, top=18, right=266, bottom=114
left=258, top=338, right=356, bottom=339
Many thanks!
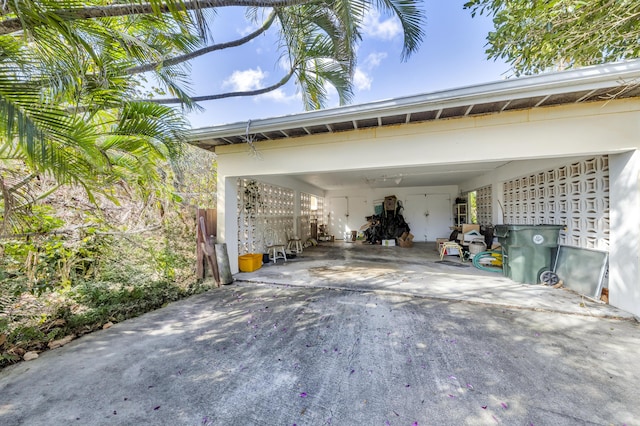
left=347, top=196, right=368, bottom=235
left=404, top=194, right=452, bottom=242
left=426, top=194, right=452, bottom=241
left=403, top=194, right=429, bottom=242
left=327, top=196, right=368, bottom=240
left=327, top=197, right=348, bottom=239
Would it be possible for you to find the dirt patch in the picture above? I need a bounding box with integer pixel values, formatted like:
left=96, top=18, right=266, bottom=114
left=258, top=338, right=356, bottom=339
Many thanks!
left=308, top=265, right=393, bottom=282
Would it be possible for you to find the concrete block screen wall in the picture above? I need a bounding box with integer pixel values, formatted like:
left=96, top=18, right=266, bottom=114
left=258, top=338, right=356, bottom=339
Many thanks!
left=237, top=178, right=295, bottom=255
left=300, top=192, right=324, bottom=241
left=501, top=156, right=609, bottom=251
left=475, top=185, right=492, bottom=226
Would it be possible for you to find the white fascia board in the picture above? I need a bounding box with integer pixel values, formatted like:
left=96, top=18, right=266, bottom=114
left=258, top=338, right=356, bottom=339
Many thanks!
left=188, top=59, right=640, bottom=142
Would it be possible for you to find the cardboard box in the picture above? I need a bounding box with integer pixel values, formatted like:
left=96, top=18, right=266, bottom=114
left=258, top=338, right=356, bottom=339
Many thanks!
left=238, top=253, right=262, bottom=272
left=461, top=224, right=480, bottom=235
left=455, top=226, right=482, bottom=245
left=384, top=195, right=397, bottom=211
left=398, top=232, right=414, bottom=248
left=382, top=239, right=396, bottom=247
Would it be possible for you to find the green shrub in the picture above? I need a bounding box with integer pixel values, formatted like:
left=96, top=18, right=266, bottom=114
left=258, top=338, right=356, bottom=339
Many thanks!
left=0, top=195, right=215, bottom=370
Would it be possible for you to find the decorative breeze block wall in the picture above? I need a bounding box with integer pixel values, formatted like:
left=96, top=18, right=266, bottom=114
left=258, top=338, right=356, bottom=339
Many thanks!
left=299, top=192, right=324, bottom=241
left=475, top=185, right=493, bottom=226
left=502, top=156, right=609, bottom=250
left=237, top=179, right=294, bottom=254
left=300, top=192, right=311, bottom=241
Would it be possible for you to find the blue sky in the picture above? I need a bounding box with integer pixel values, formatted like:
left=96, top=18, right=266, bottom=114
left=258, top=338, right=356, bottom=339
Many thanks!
left=180, top=1, right=510, bottom=129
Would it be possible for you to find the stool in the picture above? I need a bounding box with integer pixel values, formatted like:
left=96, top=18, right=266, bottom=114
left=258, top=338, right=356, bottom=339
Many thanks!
left=287, top=238, right=303, bottom=254
left=440, top=241, right=464, bottom=261
left=267, top=244, right=287, bottom=263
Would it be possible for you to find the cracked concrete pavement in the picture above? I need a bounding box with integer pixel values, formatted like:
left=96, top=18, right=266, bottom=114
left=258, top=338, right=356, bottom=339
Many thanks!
left=1, top=243, right=638, bottom=425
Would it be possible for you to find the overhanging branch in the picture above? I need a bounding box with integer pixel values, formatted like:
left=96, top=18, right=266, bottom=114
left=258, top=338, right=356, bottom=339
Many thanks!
left=145, top=66, right=295, bottom=104
left=0, top=0, right=313, bottom=35
left=126, top=10, right=277, bottom=75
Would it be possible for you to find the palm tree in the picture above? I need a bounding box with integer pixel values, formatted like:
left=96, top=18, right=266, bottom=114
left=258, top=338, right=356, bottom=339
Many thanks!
left=0, top=0, right=425, bottom=232
left=0, top=7, right=191, bottom=231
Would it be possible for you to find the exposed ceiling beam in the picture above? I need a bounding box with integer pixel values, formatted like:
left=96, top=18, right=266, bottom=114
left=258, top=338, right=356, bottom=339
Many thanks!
left=577, top=89, right=598, bottom=103
left=535, top=94, right=551, bottom=107
left=464, top=105, right=474, bottom=116
left=500, top=100, right=512, bottom=112
left=187, top=60, right=640, bottom=147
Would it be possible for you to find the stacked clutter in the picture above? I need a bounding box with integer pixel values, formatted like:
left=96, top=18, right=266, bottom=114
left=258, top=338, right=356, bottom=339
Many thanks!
left=468, top=238, right=487, bottom=258
left=453, top=225, right=495, bottom=250
left=362, top=195, right=413, bottom=247
left=438, top=225, right=497, bottom=259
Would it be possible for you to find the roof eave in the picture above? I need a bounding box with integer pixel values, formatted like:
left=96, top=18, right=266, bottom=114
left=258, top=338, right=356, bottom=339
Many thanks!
left=189, top=60, right=640, bottom=147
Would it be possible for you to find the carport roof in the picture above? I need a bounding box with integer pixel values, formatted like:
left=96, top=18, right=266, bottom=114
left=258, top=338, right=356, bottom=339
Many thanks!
left=190, top=60, right=640, bottom=150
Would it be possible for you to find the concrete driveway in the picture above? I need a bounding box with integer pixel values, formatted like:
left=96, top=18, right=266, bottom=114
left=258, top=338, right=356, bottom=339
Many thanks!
left=1, top=243, right=639, bottom=425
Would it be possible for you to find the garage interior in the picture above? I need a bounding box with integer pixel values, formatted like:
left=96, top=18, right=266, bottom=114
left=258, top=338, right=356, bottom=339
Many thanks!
left=228, top=153, right=611, bottom=303
left=192, top=61, right=640, bottom=317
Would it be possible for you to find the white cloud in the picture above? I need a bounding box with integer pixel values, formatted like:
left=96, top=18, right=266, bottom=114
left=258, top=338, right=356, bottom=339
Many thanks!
left=352, top=52, right=387, bottom=91
left=278, top=56, right=292, bottom=72
left=239, top=24, right=257, bottom=37
left=260, top=88, right=299, bottom=103
left=221, top=67, right=299, bottom=104
left=222, top=67, right=266, bottom=91
left=363, top=52, right=388, bottom=70
left=361, top=10, right=401, bottom=40
left=353, top=68, right=372, bottom=91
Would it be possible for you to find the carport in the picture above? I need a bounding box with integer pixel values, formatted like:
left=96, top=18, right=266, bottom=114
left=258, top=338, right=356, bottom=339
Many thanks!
left=232, top=241, right=632, bottom=320
left=190, top=60, right=640, bottom=317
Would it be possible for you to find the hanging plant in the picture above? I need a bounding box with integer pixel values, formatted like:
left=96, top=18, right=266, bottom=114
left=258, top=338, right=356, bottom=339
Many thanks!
left=243, top=180, right=264, bottom=216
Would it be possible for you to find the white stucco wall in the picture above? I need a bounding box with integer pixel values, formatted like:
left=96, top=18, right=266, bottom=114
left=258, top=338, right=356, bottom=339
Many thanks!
left=215, top=100, right=640, bottom=178
left=324, top=186, right=458, bottom=202
left=609, top=150, right=640, bottom=317
left=214, top=98, right=640, bottom=316
left=324, top=186, right=459, bottom=242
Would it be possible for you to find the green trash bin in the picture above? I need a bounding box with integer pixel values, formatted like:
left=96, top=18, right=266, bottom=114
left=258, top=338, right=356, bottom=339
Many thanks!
left=494, top=224, right=563, bottom=284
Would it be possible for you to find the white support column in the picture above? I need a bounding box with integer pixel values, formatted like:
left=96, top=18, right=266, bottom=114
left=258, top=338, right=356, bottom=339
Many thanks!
left=217, top=175, right=240, bottom=274
left=609, top=150, right=640, bottom=317
left=493, top=182, right=505, bottom=225
left=294, top=190, right=301, bottom=237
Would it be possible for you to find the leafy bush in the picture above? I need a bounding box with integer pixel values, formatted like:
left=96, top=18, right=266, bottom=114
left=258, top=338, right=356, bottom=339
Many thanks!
left=0, top=204, right=217, bottom=370
left=0, top=145, right=218, bottom=370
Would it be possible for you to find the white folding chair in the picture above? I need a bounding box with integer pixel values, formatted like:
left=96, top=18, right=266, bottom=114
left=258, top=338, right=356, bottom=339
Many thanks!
left=286, top=229, right=303, bottom=254
left=264, top=228, right=287, bottom=263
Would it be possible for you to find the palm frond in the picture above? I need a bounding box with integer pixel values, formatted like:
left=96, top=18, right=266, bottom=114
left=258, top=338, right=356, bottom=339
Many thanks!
left=374, top=0, right=426, bottom=61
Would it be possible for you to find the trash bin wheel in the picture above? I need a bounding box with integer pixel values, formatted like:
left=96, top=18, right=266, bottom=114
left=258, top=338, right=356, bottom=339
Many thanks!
left=539, top=270, right=559, bottom=285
